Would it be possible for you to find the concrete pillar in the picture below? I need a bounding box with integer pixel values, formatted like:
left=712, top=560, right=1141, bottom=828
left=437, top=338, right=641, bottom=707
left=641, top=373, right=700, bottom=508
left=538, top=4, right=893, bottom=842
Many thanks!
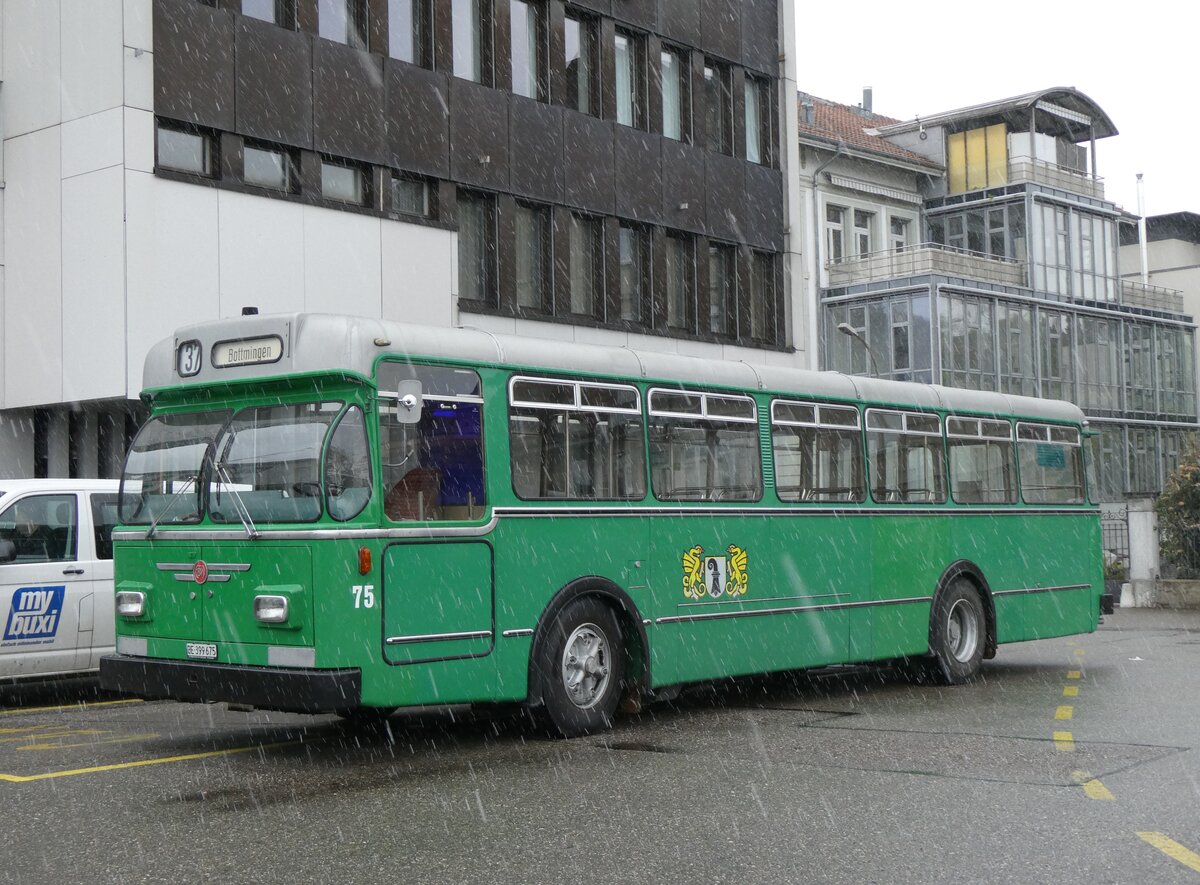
left=1126, top=496, right=1159, bottom=607
left=0, top=412, right=36, bottom=479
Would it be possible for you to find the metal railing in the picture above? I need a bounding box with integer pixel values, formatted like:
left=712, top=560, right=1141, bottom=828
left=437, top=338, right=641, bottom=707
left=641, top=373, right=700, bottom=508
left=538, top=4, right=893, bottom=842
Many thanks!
left=1120, top=278, right=1186, bottom=314
left=826, top=242, right=1027, bottom=288
left=1007, top=157, right=1105, bottom=199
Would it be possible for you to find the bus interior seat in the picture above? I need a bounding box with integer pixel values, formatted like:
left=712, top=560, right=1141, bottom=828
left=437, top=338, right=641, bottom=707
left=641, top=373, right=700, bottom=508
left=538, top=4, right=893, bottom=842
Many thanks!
left=385, top=469, right=441, bottom=521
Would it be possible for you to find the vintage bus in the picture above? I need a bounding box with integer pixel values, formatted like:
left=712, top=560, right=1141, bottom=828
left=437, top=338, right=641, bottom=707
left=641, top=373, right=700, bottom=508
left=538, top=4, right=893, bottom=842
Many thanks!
left=101, top=312, right=1102, bottom=736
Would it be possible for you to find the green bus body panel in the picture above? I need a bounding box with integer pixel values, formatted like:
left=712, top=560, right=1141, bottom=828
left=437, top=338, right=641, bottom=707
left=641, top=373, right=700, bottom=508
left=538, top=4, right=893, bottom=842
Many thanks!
left=382, top=541, right=495, bottom=664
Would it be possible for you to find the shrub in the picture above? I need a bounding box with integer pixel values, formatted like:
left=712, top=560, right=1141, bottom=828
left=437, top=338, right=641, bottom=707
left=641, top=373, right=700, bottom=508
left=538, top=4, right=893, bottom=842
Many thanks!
left=1156, top=439, right=1200, bottom=577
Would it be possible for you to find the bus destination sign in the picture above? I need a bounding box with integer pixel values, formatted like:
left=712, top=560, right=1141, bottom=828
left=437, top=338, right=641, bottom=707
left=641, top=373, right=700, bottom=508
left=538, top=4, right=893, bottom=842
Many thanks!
left=211, top=335, right=284, bottom=369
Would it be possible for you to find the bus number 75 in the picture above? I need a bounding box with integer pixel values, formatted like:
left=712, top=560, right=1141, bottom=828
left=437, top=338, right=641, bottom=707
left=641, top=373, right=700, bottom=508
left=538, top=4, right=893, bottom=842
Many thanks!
left=352, top=585, right=375, bottom=609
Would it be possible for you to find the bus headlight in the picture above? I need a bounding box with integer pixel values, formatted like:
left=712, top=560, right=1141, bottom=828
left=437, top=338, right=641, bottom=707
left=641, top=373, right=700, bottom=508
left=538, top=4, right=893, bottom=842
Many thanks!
left=254, top=595, right=289, bottom=624
left=115, top=591, right=146, bottom=618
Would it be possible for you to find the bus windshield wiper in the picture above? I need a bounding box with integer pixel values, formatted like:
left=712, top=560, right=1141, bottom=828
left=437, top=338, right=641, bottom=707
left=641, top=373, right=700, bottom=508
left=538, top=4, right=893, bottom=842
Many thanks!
left=145, top=474, right=197, bottom=540
left=213, top=460, right=260, bottom=540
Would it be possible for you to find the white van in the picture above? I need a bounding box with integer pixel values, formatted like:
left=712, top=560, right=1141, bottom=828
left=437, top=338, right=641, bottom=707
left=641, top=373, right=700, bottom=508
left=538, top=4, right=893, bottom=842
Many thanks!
left=0, top=479, right=121, bottom=681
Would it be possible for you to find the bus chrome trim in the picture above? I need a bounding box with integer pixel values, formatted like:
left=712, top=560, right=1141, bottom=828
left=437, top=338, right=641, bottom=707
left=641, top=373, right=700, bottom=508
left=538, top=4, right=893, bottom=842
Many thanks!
left=991, top=584, right=1091, bottom=597
left=656, top=595, right=932, bottom=624
left=501, top=628, right=534, bottom=638
left=116, top=517, right=500, bottom=542
left=385, top=630, right=494, bottom=645
left=679, top=592, right=849, bottom=608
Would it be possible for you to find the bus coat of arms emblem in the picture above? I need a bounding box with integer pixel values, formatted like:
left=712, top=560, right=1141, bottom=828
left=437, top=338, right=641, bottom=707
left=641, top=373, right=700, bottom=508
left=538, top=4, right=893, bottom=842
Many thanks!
left=683, top=545, right=748, bottom=600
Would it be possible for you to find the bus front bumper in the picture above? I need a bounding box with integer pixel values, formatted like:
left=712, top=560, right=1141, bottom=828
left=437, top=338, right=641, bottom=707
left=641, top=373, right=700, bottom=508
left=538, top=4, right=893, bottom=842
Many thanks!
left=100, top=655, right=361, bottom=713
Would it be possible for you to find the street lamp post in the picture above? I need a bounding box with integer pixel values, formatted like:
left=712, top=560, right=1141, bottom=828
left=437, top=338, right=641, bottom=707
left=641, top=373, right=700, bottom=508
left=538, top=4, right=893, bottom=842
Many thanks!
left=836, top=322, right=882, bottom=376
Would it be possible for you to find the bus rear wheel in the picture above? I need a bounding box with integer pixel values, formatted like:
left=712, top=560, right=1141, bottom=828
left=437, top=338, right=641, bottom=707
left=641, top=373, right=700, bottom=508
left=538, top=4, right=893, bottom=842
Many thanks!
left=536, top=598, right=625, bottom=738
left=930, top=579, right=985, bottom=684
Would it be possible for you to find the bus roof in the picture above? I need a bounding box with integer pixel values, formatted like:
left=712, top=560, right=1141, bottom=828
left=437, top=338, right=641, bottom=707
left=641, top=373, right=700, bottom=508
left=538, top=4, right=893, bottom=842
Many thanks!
left=145, top=312, right=1085, bottom=424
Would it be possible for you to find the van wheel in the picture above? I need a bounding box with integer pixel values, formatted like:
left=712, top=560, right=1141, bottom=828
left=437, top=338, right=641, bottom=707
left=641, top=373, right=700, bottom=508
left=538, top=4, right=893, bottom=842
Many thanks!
left=930, top=579, right=985, bottom=684
left=536, top=598, right=624, bottom=738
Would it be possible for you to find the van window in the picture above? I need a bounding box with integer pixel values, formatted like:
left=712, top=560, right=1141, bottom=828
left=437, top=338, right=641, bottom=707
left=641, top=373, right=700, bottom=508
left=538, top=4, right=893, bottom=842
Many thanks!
left=0, top=495, right=77, bottom=563
left=90, top=493, right=120, bottom=560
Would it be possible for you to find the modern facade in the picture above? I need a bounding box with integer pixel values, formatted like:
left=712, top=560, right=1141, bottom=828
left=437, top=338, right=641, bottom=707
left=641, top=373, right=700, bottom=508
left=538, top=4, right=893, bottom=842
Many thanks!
left=0, top=0, right=797, bottom=478
left=800, top=88, right=1197, bottom=502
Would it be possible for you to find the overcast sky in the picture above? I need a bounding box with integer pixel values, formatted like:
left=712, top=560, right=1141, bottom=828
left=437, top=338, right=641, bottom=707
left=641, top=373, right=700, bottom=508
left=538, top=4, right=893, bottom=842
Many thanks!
left=792, top=1, right=1195, bottom=218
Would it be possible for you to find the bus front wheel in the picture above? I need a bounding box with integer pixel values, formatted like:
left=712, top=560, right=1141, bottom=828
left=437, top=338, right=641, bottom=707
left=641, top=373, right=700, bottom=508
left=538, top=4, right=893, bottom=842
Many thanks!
left=536, top=598, right=625, bottom=738
left=930, top=579, right=985, bottom=684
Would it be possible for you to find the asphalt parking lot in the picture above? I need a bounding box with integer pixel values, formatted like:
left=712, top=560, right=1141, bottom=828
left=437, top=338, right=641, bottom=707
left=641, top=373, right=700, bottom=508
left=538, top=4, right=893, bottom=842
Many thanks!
left=2, top=608, right=1198, bottom=884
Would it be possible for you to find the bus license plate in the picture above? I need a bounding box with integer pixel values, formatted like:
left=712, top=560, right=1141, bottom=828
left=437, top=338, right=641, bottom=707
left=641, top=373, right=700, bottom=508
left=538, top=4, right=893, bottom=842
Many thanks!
left=186, top=642, right=218, bottom=661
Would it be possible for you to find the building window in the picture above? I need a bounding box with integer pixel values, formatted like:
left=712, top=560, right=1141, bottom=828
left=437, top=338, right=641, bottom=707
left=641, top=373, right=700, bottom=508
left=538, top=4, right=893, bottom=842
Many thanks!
left=744, top=76, right=768, bottom=164
left=389, top=0, right=431, bottom=65
left=704, top=62, right=732, bottom=154
left=618, top=225, right=647, bottom=324
left=391, top=173, right=429, bottom=217
left=853, top=210, right=873, bottom=257
left=939, top=291, right=996, bottom=391
left=749, top=252, right=776, bottom=344
left=564, top=13, right=596, bottom=115
left=510, top=0, right=545, bottom=99
left=889, top=217, right=910, bottom=252
left=321, top=160, right=366, bottom=204
left=566, top=213, right=601, bottom=317
left=458, top=191, right=495, bottom=305
left=708, top=243, right=735, bottom=337
left=513, top=203, right=549, bottom=311
left=318, top=0, right=368, bottom=48
left=661, top=47, right=688, bottom=141
left=452, top=0, right=483, bottom=82
left=996, top=300, right=1035, bottom=396
left=614, top=30, right=643, bottom=128
left=825, top=205, right=845, bottom=264
left=242, top=0, right=296, bottom=26
left=244, top=144, right=295, bottom=191
left=156, top=124, right=214, bottom=176
left=1039, top=308, right=1074, bottom=401
left=664, top=234, right=694, bottom=331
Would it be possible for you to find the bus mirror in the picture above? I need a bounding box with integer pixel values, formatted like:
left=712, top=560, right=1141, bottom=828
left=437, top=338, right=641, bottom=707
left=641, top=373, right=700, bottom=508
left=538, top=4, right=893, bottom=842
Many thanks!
left=394, top=380, right=423, bottom=425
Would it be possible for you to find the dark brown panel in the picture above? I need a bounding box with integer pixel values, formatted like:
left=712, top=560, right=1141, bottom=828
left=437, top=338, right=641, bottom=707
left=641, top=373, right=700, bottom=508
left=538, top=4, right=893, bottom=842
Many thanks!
left=570, top=0, right=612, bottom=15
left=313, top=40, right=386, bottom=163
left=612, top=0, right=657, bottom=29
left=563, top=113, right=615, bottom=214
left=510, top=98, right=564, bottom=203
left=449, top=78, right=511, bottom=190
left=385, top=61, right=451, bottom=177
left=367, top=0, right=388, bottom=55
left=743, top=162, right=784, bottom=250
left=700, top=0, right=739, bottom=62
left=741, top=0, right=778, bottom=75
left=657, top=0, right=700, bottom=48
left=615, top=129, right=662, bottom=224
left=731, top=67, right=746, bottom=161
left=153, top=0, right=236, bottom=130
left=661, top=139, right=705, bottom=234
left=704, top=152, right=746, bottom=242
left=548, top=2, right=566, bottom=106
left=235, top=17, right=314, bottom=148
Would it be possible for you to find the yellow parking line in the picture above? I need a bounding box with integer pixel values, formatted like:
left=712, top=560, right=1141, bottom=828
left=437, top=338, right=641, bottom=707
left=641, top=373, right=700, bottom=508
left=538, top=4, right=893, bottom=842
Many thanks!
left=0, top=699, right=143, bottom=717
left=1072, top=770, right=1115, bottom=801
left=1053, top=731, right=1075, bottom=751
left=1063, top=685, right=1079, bottom=698
left=1137, top=832, right=1200, bottom=873
left=1067, top=671, right=1082, bottom=679
left=0, top=741, right=292, bottom=783
left=1055, top=705, right=1074, bottom=720
left=1073, top=649, right=1085, bottom=657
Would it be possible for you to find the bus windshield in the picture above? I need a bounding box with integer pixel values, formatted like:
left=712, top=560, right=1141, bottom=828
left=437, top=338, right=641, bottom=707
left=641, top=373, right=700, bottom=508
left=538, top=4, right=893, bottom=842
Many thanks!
left=119, top=401, right=347, bottom=526
left=119, top=409, right=232, bottom=525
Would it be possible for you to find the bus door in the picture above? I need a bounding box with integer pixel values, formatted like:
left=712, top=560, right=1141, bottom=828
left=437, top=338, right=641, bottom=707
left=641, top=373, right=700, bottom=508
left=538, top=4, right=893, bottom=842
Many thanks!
left=0, top=493, right=91, bottom=678
left=376, top=363, right=494, bottom=664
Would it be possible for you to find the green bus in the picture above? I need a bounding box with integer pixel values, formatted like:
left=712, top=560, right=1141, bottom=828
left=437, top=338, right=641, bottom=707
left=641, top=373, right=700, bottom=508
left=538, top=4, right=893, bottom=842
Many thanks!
left=101, top=312, right=1102, bottom=736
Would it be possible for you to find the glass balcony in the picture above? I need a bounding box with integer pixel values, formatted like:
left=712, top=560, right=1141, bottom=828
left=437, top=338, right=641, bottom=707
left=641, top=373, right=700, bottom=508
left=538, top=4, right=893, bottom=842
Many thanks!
left=1120, top=278, right=1185, bottom=314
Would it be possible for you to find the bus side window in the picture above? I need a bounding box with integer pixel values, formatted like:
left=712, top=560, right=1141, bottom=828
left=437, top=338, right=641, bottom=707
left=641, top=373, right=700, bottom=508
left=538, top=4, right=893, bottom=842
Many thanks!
left=648, top=389, right=760, bottom=502
left=378, top=365, right=486, bottom=522
left=326, top=407, right=372, bottom=521
left=866, top=410, right=946, bottom=505
left=947, top=417, right=1016, bottom=505
left=771, top=401, right=864, bottom=503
